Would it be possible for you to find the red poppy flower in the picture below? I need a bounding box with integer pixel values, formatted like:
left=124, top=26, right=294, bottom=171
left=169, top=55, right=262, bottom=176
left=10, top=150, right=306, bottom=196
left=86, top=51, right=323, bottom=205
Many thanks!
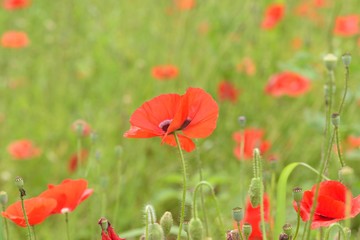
left=1, top=31, right=29, bottom=48
left=3, top=0, right=30, bottom=10
left=124, top=88, right=219, bottom=152
left=236, top=57, right=256, bottom=76
left=347, top=135, right=360, bottom=150
left=334, top=15, right=359, bottom=37
left=39, top=179, right=93, bottom=214
left=68, top=150, right=89, bottom=173
left=293, top=180, right=360, bottom=229
left=233, top=128, right=271, bottom=160
left=98, top=218, right=126, bottom=240
left=265, top=71, right=311, bottom=97
left=2, top=197, right=56, bottom=227
left=151, top=65, right=179, bottom=80
left=261, top=3, right=285, bottom=29
left=174, top=0, right=195, bottom=10
left=7, top=139, right=41, bottom=160
left=71, top=119, right=92, bottom=137
left=217, top=81, right=239, bottom=103
left=237, top=194, right=270, bottom=240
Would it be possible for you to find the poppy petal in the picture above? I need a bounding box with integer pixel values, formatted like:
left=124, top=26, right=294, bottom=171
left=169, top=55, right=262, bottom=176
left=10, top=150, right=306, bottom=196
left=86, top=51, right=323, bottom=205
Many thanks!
left=124, top=126, right=161, bottom=138
left=162, top=134, right=195, bottom=152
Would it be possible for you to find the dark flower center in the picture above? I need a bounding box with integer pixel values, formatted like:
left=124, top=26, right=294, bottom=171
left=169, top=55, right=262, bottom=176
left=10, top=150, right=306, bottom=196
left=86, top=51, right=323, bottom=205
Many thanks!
left=159, top=118, right=192, bottom=133
left=179, top=119, right=191, bottom=130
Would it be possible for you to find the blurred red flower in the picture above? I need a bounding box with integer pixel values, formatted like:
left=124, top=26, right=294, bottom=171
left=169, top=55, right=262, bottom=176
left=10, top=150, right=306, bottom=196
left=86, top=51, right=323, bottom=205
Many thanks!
left=293, top=180, right=360, bottom=229
left=151, top=65, right=179, bottom=80
left=236, top=57, right=256, bottom=76
left=347, top=135, right=360, bottom=150
left=68, top=150, right=89, bottom=173
left=261, top=3, right=285, bottom=29
left=124, top=88, right=219, bottom=152
left=1, top=31, right=29, bottom=48
left=39, top=179, right=93, bottom=214
left=265, top=71, right=311, bottom=97
left=334, top=15, right=359, bottom=37
left=217, top=81, right=239, bottom=103
left=98, top=218, right=126, bottom=240
left=174, top=0, right=195, bottom=10
left=72, top=119, right=92, bottom=137
left=2, top=197, right=56, bottom=227
left=233, top=128, right=271, bottom=160
left=3, top=0, right=30, bottom=10
left=7, top=139, right=41, bottom=160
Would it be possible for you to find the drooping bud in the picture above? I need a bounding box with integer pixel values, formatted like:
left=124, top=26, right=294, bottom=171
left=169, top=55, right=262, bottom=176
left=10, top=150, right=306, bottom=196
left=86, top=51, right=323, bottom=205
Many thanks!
left=293, top=187, right=303, bottom=204
left=342, top=53, right=352, bottom=68
left=149, top=223, right=164, bottom=240
left=189, top=218, right=203, bottom=240
left=98, top=217, right=109, bottom=232
left=242, top=223, right=252, bottom=239
left=232, top=207, right=243, bottom=223
left=0, top=191, right=8, bottom=206
left=248, top=178, right=261, bottom=207
left=331, top=113, right=340, bottom=127
left=323, top=53, right=338, bottom=71
left=279, top=232, right=289, bottom=240
left=282, top=223, right=292, bottom=238
left=160, top=211, right=173, bottom=237
left=237, top=116, right=246, bottom=128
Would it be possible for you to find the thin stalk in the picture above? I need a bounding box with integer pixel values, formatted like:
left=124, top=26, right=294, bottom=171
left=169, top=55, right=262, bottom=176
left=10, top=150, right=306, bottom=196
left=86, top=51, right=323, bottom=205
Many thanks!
left=77, top=137, right=82, bottom=174
left=174, top=132, right=187, bottom=240
left=65, top=212, right=71, bottom=240
left=20, top=194, right=32, bottom=240
left=32, top=226, right=37, bottom=240
left=334, top=127, right=345, bottom=168
left=338, top=66, right=349, bottom=115
left=258, top=155, right=267, bottom=240
left=293, top=203, right=301, bottom=240
left=324, top=70, right=335, bottom=173
left=145, top=210, right=149, bottom=240
left=236, top=222, right=245, bottom=240
left=324, top=223, right=346, bottom=240
left=2, top=205, right=9, bottom=240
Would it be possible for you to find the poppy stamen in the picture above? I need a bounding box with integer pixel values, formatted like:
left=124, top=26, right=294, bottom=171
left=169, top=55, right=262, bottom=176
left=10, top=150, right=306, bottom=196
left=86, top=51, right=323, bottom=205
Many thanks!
left=179, top=119, right=191, bottom=130
left=159, top=119, right=172, bottom=132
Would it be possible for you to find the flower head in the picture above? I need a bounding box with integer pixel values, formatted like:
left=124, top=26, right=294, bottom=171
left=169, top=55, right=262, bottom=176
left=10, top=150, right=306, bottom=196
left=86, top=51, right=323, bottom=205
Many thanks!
left=39, top=179, right=93, bottom=214
left=98, top=217, right=126, bottom=240
left=261, top=3, right=285, bottom=29
left=217, top=81, right=239, bottom=103
left=72, top=119, right=91, bottom=137
left=236, top=57, right=256, bottom=76
left=293, top=180, right=360, bottom=228
left=334, top=15, right=359, bottom=37
left=151, top=65, right=179, bottom=80
left=265, top=71, right=311, bottom=97
left=233, top=128, right=271, bottom=160
left=7, top=139, right=41, bottom=160
left=174, top=0, right=195, bottom=10
left=2, top=197, right=56, bottom=227
left=124, top=88, right=219, bottom=152
left=3, top=0, right=30, bottom=10
left=1, top=31, right=29, bottom=48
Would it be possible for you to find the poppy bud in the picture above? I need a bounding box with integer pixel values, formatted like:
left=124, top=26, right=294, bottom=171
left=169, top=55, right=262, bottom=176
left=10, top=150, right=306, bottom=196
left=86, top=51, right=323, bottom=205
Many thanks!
left=0, top=191, right=8, bottom=206
left=248, top=178, right=261, bottom=207
left=242, top=223, right=252, bottom=239
left=98, top=217, right=109, bottom=231
left=189, top=218, right=203, bottom=240
left=279, top=232, right=289, bottom=240
left=331, top=113, right=340, bottom=127
left=342, top=53, right=352, bottom=68
left=160, top=211, right=173, bottom=237
left=282, top=223, right=292, bottom=237
left=232, top=207, right=243, bottom=223
left=237, top=116, right=246, bottom=128
left=339, top=166, right=354, bottom=186
left=323, top=53, right=338, bottom=71
left=149, top=223, right=164, bottom=240
left=144, top=204, right=157, bottom=224
left=293, top=187, right=303, bottom=204
left=15, top=176, right=24, bottom=190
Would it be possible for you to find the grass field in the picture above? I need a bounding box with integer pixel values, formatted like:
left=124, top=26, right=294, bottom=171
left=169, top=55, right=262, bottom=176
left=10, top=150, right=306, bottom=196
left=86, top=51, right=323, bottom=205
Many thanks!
left=1, top=0, right=360, bottom=239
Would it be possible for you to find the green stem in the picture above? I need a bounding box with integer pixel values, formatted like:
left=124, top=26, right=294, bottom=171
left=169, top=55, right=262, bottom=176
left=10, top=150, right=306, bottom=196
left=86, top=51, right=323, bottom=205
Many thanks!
left=32, top=226, right=37, bottom=240
left=257, top=154, right=267, bottom=240
left=338, top=66, right=349, bottom=115
left=237, top=222, right=245, bottom=240
left=77, top=137, right=82, bottom=174
left=293, top=203, right=301, bottom=240
left=20, top=195, right=32, bottom=240
left=65, top=212, right=70, bottom=240
left=334, top=127, right=345, bottom=168
left=324, top=223, right=346, bottom=240
left=174, top=133, right=187, bottom=240
left=2, top=205, right=9, bottom=240
left=145, top=210, right=149, bottom=240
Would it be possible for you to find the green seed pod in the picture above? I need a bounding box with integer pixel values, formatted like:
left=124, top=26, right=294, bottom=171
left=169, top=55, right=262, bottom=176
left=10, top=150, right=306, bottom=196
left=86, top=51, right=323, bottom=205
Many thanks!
left=339, top=166, right=354, bottom=187
left=248, top=178, right=261, bottom=207
left=331, top=113, right=340, bottom=127
left=242, top=223, right=252, bottom=239
left=232, top=207, right=243, bottom=223
left=189, top=218, right=203, bottom=240
left=342, top=53, right=352, bottom=68
left=292, top=187, right=303, bottom=204
left=279, top=232, right=289, bottom=240
left=0, top=191, right=8, bottom=206
left=149, top=223, right=164, bottom=240
left=282, top=223, right=292, bottom=237
left=15, top=176, right=24, bottom=190
left=323, top=53, right=338, bottom=71
left=160, top=211, right=173, bottom=237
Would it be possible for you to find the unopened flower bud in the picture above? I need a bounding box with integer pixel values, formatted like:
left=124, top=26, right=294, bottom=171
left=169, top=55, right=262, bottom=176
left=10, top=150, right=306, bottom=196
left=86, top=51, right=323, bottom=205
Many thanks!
left=342, top=53, right=352, bottom=68
left=343, top=227, right=351, bottom=240
left=242, top=223, right=252, bottom=239
left=339, top=166, right=354, bottom=186
left=248, top=178, right=261, bottom=207
left=331, top=113, right=340, bottom=127
left=232, top=207, right=243, bottom=223
left=149, top=223, right=164, bottom=240
left=0, top=191, right=8, bottom=206
left=293, top=187, right=303, bottom=204
left=98, top=217, right=109, bottom=231
left=15, top=176, right=24, bottom=190
left=160, top=211, right=173, bottom=237
left=282, top=223, right=292, bottom=237
left=238, top=116, right=246, bottom=128
left=189, top=218, right=203, bottom=240
left=323, top=53, right=338, bottom=71
left=279, top=232, right=289, bottom=240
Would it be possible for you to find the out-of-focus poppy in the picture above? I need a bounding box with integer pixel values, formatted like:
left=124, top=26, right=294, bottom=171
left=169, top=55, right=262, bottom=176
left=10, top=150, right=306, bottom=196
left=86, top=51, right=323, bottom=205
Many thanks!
left=236, top=57, right=256, bottom=76
left=233, top=128, right=271, bottom=160
left=174, top=0, right=195, bottom=10
left=7, top=139, right=41, bottom=160
left=265, top=71, right=311, bottom=97
left=1, top=31, right=29, bottom=48
left=334, top=15, right=359, bottom=37
left=261, top=3, right=285, bottom=29
left=39, top=179, right=93, bottom=214
left=98, top=218, right=126, bottom=240
left=2, top=197, right=56, bottom=227
left=151, top=65, right=179, bottom=80
left=293, top=180, right=360, bottom=229
left=347, top=135, right=360, bottom=150
left=217, top=81, right=239, bottom=103
left=68, top=150, right=89, bottom=173
left=124, top=88, right=219, bottom=152
left=3, top=0, right=30, bottom=10
left=72, top=119, right=92, bottom=137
